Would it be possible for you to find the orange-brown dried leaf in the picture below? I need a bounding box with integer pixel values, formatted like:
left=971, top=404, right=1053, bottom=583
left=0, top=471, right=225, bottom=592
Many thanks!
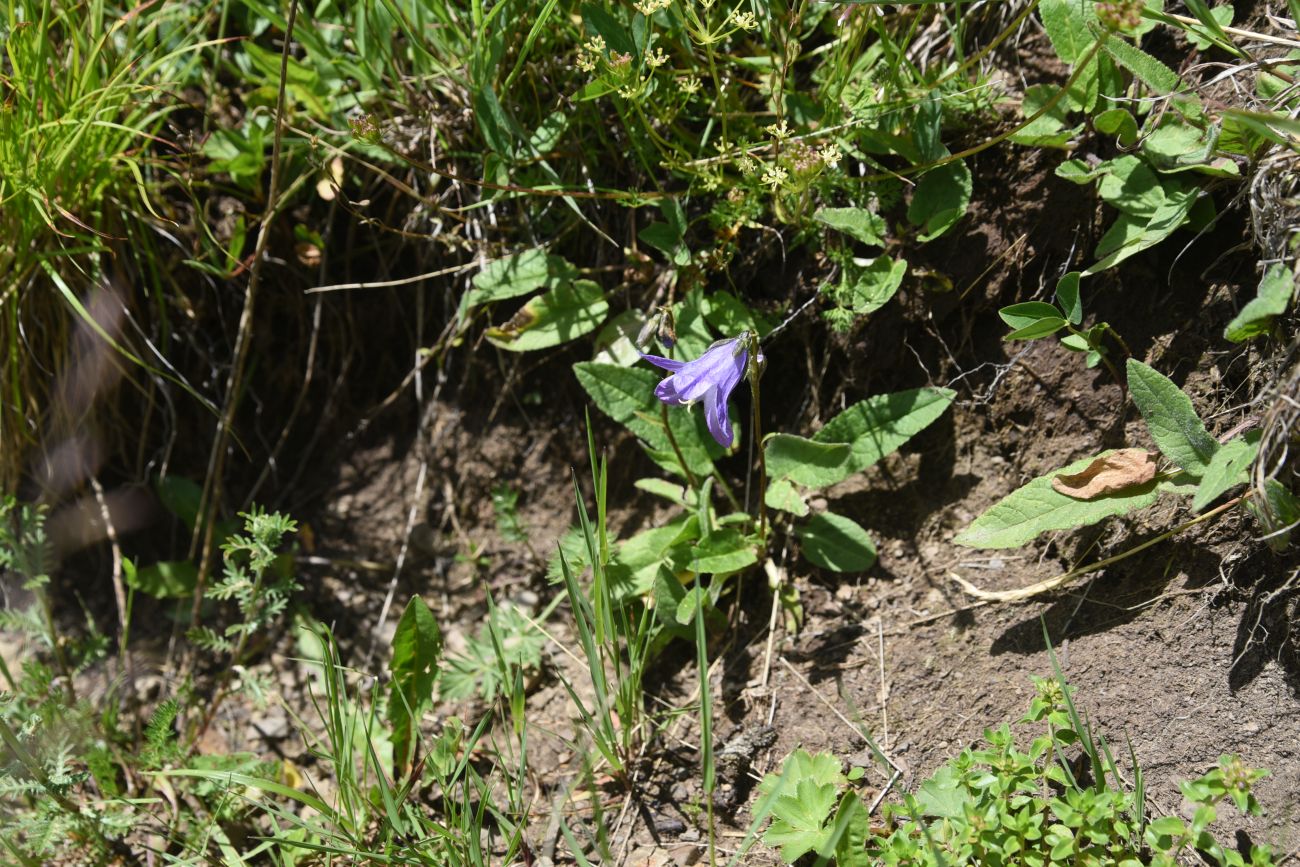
left=1050, top=449, right=1157, bottom=500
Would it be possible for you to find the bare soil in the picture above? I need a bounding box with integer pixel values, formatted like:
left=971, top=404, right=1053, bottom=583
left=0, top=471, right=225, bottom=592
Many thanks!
left=232, top=122, right=1300, bottom=866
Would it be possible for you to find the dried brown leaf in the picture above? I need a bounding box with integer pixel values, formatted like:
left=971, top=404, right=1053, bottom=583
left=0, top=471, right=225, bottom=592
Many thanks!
left=1050, top=448, right=1157, bottom=500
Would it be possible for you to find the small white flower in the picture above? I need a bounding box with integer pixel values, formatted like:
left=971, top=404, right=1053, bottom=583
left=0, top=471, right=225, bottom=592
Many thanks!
left=646, top=47, right=670, bottom=68
left=818, top=142, right=841, bottom=165
left=765, top=119, right=790, bottom=141
left=730, top=9, right=757, bottom=30
left=680, top=76, right=701, bottom=95
left=761, top=164, right=788, bottom=190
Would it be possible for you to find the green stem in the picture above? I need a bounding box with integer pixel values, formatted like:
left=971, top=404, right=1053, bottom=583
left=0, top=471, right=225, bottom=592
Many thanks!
left=748, top=333, right=768, bottom=545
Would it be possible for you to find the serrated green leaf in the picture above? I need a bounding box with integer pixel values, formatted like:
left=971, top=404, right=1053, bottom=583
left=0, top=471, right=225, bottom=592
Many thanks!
left=814, top=207, right=887, bottom=246
left=486, top=279, right=608, bottom=351
left=765, top=434, right=853, bottom=488
left=813, top=387, right=953, bottom=475
left=798, top=512, right=876, bottom=572
left=1055, top=272, right=1083, bottom=325
left=953, top=451, right=1160, bottom=548
left=686, top=528, right=758, bottom=575
left=574, top=362, right=718, bottom=477
left=1126, top=359, right=1219, bottom=476
left=764, top=777, right=839, bottom=862
left=1039, top=0, right=1091, bottom=64
left=914, top=764, right=969, bottom=819
left=1225, top=264, right=1293, bottom=342
left=1193, top=437, right=1258, bottom=511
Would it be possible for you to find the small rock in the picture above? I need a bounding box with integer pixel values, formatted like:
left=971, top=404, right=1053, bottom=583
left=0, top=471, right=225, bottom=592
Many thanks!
left=668, top=842, right=703, bottom=866
left=249, top=707, right=290, bottom=741
left=653, top=813, right=686, bottom=835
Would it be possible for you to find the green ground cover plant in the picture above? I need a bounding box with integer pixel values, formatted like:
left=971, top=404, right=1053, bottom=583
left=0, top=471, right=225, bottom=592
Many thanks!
left=2, top=0, right=1298, bottom=863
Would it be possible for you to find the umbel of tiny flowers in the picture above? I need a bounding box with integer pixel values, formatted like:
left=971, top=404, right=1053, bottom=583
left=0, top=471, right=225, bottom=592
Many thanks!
left=641, top=333, right=760, bottom=448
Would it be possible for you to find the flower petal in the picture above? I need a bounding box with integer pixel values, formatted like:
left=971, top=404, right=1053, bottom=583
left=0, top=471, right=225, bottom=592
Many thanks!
left=655, top=378, right=688, bottom=405
left=640, top=353, right=687, bottom=372
left=671, top=341, right=743, bottom=404
left=704, top=382, right=733, bottom=447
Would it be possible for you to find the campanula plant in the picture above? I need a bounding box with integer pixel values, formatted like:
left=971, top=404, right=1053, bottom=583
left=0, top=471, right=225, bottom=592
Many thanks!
left=641, top=332, right=762, bottom=449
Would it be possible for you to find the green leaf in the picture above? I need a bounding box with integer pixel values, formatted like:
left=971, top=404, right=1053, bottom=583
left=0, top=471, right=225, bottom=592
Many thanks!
left=1246, top=480, right=1300, bottom=550
left=156, top=476, right=204, bottom=533
left=1006, top=316, right=1068, bottom=341
left=914, top=764, right=970, bottom=819
left=953, top=451, right=1160, bottom=548
left=469, top=250, right=574, bottom=306
left=1000, top=301, right=1064, bottom=330
left=685, top=528, right=758, bottom=575
left=465, top=249, right=572, bottom=306
left=1039, top=0, right=1091, bottom=64
left=842, top=256, right=907, bottom=315
left=609, top=519, right=692, bottom=596
left=1094, top=107, right=1139, bottom=146
left=814, top=207, right=887, bottom=246
left=581, top=3, right=635, bottom=56
left=388, top=596, right=443, bottom=773
left=765, top=435, right=854, bottom=488
left=765, top=477, right=809, bottom=516
left=474, top=85, right=516, bottom=157
left=1096, top=155, right=1167, bottom=218
left=574, top=362, right=718, bottom=477
left=1225, top=264, right=1293, bottom=342
left=1126, top=359, right=1219, bottom=476
left=907, top=159, right=972, bottom=241
left=1009, top=83, right=1082, bottom=149
left=638, top=222, right=690, bottom=266
left=486, top=279, right=608, bottom=351
left=764, top=778, right=839, bottom=862
left=813, top=387, right=954, bottom=474
left=1102, top=33, right=1182, bottom=95
left=797, top=512, right=876, bottom=572
left=703, top=291, right=772, bottom=337
left=758, top=750, right=846, bottom=862
left=1142, top=120, right=1233, bottom=175
left=1193, top=437, right=1259, bottom=512
left=123, top=558, right=198, bottom=600
left=1087, top=184, right=1199, bottom=274
left=1055, top=272, right=1083, bottom=325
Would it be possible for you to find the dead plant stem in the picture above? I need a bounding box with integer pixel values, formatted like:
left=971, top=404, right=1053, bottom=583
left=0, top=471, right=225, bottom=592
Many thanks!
left=185, top=0, right=299, bottom=715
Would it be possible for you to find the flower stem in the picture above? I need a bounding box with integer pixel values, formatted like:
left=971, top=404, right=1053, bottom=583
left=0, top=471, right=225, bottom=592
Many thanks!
left=662, top=403, right=700, bottom=491
left=748, top=333, right=768, bottom=544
